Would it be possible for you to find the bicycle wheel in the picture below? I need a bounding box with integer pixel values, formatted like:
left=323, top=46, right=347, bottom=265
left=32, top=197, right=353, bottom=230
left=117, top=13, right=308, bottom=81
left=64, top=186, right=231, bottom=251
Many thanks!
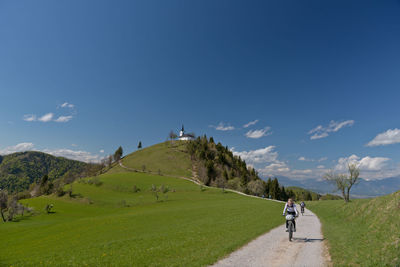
left=288, top=221, right=293, bottom=241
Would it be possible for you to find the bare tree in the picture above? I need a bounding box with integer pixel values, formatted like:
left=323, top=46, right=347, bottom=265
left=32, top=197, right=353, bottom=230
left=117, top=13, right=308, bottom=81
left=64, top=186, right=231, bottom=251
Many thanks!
left=107, top=155, right=113, bottom=167
left=169, top=130, right=177, bottom=145
left=324, top=164, right=360, bottom=202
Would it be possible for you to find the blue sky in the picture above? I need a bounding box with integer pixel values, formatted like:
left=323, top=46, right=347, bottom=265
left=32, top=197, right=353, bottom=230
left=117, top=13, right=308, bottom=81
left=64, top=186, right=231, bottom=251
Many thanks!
left=1, top=0, right=400, bottom=180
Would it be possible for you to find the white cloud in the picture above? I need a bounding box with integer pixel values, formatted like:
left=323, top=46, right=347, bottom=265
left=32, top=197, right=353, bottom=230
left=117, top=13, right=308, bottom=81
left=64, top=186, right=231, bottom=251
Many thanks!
left=210, top=122, right=235, bottom=131
left=54, top=115, right=73, bottom=123
left=232, top=146, right=279, bottom=164
left=245, top=127, right=271, bottom=139
left=317, top=165, right=325, bottom=169
left=38, top=113, right=54, bottom=122
left=243, top=119, right=259, bottom=128
left=100, top=149, right=105, bottom=153
left=60, top=102, right=74, bottom=108
left=258, top=162, right=290, bottom=176
left=291, top=169, right=313, bottom=175
left=24, top=102, right=76, bottom=123
left=23, top=114, right=37, bottom=122
left=366, top=128, right=400, bottom=147
left=309, top=120, right=354, bottom=140
left=0, top=142, right=100, bottom=163
left=43, top=148, right=100, bottom=163
left=335, top=154, right=390, bottom=172
left=233, top=146, right=291, bottom=177
left=310, top=132, right=329, bottom=140
left=298, top=156, right=327, bottom=162
left=0, top=142, right=35, bottom=155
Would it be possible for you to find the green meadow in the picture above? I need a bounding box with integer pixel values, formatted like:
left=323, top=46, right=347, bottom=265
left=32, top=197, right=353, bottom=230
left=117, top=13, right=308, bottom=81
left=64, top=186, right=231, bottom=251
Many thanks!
left=120, top=141, right=193, bottom=177
left=308, top=191, right=400, bottom=267
left=0, top=172, right=283, bottom=266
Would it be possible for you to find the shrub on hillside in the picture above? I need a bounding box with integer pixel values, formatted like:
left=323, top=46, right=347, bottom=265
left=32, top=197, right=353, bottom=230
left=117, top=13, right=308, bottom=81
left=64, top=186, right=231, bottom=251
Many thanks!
left=227, top=177, right=244, bottom=192
left=87, top=177, right=103, bottom=186
left=247, top=180, right=265, bottom=196
left=132, top=185, right=140, bottom=193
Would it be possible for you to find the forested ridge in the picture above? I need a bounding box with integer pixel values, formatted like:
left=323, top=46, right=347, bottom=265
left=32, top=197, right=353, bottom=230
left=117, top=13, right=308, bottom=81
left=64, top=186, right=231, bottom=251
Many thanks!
left=186, top=136, right=296, bottom=201
left=0, top=151, right=89, bottom=192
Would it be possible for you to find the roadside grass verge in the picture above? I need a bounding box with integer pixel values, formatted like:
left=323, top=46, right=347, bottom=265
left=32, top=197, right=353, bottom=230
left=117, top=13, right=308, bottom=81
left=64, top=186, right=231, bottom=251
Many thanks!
left=308, top=191, right=400, bottom=267
left=0, top=172, right=283, bottom=266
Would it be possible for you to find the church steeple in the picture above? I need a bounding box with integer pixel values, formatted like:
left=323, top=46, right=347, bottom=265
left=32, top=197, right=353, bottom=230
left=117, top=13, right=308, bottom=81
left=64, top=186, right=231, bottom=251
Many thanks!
left=181, top=124, right=184, bottom=132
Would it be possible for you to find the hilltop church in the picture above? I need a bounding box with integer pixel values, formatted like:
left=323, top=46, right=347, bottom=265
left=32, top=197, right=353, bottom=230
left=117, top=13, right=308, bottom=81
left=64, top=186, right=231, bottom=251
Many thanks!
left=178, top=125, right=195, bottom=141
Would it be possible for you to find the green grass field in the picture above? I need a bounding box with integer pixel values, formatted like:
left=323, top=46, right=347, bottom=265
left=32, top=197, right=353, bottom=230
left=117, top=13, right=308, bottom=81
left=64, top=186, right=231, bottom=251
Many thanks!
left=120, top=141, right=193, bottom=178
left=308, top=191, right=400, bottom=267
left=0, top=172, right=284, bottom=266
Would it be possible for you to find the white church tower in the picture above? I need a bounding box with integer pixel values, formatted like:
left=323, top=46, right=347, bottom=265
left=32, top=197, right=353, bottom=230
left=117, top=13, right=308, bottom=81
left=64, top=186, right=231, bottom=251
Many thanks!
left=178, top=125, right=195, bottom=141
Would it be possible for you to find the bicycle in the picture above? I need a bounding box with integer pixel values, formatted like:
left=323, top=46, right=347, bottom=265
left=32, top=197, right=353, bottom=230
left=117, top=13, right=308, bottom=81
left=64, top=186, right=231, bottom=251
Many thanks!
left=286, top=215, right=296, bottom=241
left=301, top=206, right=304, bottom=216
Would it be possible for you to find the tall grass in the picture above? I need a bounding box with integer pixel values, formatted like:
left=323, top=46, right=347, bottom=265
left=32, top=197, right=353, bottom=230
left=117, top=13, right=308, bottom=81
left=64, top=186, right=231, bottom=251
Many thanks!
left=308, top=191, right=400, bottom=267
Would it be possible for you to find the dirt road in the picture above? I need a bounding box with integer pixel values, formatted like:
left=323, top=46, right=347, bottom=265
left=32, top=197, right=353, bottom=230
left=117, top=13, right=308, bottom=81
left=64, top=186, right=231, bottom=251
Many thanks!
left=211, top=208, right=328, bottom=267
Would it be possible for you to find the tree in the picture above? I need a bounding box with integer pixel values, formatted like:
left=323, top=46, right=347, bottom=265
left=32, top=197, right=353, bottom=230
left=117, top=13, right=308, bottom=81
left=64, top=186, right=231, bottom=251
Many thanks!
left=107, top=155, right=113, bottom=167
left=137, top=141, right=142, bottom=149
left=280, top=186, right=288, bottom=201
left=324, top=164, right=360, bottom=202
left=247, top=180, right=265, bottom=196
left=169, top=131, right=177, bottom=142
left=114, top=146, right=123, bottom=162
left=270, top=178, right=280, bottom=199
left=0, top=190, right=8, bottom=222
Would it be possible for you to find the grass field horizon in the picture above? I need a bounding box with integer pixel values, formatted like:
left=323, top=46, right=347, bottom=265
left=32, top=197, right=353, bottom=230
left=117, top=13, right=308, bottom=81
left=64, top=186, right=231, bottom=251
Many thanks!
left=0, top=170, right=284, bottom=266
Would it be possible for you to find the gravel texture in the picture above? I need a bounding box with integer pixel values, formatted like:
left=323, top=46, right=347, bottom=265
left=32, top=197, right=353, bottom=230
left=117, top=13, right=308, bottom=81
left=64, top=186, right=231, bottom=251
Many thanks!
left=211, top=208, right=327, bottom=267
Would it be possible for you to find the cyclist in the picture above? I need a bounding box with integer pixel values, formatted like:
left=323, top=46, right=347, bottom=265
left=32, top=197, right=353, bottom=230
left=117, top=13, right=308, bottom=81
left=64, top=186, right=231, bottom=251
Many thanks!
left=282, top=198, right=298, bottom=232
left=300, top=201, right=306, bottom=215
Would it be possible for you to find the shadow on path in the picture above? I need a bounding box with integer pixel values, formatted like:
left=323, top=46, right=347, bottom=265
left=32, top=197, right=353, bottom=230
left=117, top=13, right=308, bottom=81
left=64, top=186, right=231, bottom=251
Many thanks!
left=292, top=237, right=325, bottom=243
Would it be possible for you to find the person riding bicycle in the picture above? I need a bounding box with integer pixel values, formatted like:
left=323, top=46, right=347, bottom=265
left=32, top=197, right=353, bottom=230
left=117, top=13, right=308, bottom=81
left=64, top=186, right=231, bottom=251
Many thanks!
left=282, top=198, right=298, bottom=232
left=300, top=201, right=305, bottom=214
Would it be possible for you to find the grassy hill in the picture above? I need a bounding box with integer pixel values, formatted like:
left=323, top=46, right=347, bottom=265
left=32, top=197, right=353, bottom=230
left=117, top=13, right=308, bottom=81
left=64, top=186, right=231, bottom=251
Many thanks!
left=0, top=171, right=283, bottom=266
left=0, top=151, right=88, bottom=193
left=308, top=191, right=400, bottom=266
left=118, top=141, right=192, bottom=178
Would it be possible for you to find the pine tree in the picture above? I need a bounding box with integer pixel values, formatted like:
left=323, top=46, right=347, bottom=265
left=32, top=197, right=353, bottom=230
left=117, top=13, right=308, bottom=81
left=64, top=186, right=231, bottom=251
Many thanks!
left=138, top=141, right=142, bottom=149
left=114, top=146, right=123, bottom=162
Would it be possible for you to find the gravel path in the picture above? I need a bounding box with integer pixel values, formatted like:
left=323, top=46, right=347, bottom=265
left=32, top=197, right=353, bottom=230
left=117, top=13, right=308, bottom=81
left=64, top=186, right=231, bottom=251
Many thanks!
left=211, top=208, right=328, bottom=267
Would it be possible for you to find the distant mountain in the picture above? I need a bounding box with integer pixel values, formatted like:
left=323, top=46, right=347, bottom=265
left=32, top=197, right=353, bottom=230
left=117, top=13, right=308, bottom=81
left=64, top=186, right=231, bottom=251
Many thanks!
left=0, top=151, right=88, bottom=193
left=273, top=175, right=400, bottom=198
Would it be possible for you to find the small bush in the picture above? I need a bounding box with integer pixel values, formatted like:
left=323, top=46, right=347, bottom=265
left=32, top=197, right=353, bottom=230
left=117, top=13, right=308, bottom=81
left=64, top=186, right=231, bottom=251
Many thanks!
left=132, top=185, right=140, bottom=193
left=87, top=177, right=103, bottom=186
left=45, top=204, right=54, bottom=214
left=118, top=200, right=129, bottom=207
left=56, top=187, right=66, bottom=197
left=16, top=191, right=31, bottom=200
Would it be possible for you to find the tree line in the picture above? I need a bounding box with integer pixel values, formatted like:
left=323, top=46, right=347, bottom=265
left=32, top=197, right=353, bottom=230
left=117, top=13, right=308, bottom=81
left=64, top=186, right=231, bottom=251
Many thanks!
left=185, top=136, right=296, bottom=201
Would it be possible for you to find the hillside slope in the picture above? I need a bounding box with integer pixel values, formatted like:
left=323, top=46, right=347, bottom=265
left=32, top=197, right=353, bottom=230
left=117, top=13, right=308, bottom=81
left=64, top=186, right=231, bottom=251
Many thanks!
left=0, top=171, right=284, bottom=266
left=117, top=139, right=272, bottom=198
left=118, top=141, right=192, bottom=177
left=308, top=191, right=400, bottom=266
left=0, top=151, right=88, bottom=192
